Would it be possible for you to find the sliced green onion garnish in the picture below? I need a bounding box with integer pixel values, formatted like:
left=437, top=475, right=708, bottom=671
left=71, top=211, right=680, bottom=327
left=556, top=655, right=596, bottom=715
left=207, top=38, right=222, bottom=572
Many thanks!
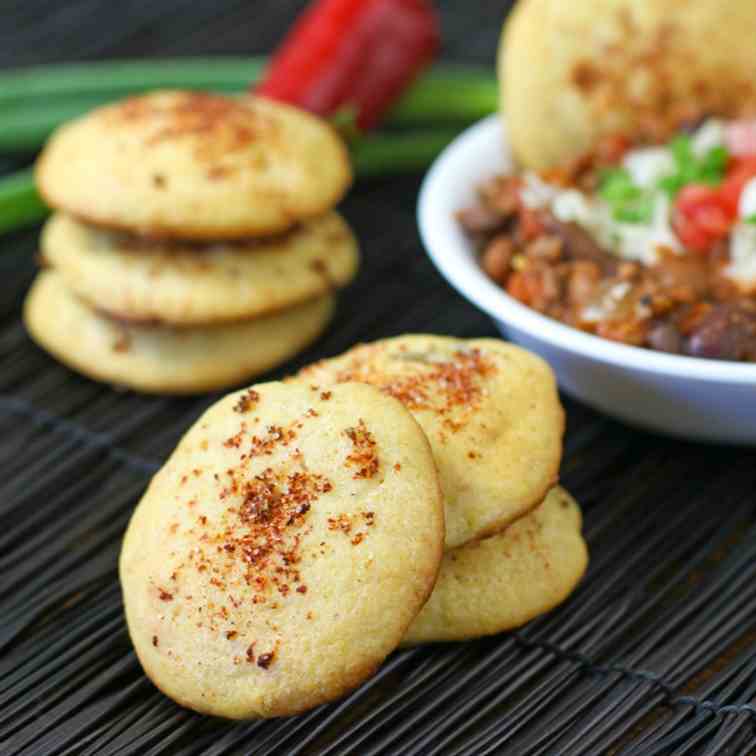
left=659, top=136, right=729, bottom=196
left=613, top=200, right=654, bottom=224
left=599, top=168, right=653, bottom=224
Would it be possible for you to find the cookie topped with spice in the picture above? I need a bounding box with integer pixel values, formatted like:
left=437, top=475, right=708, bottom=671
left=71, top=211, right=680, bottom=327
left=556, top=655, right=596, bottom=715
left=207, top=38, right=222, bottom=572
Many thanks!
left=297, top=335, right=564, bottom=549
left=119, top=381, right=443, bottom=718
left=24, top=271, right=335, bottom=394
left=36, top=90, right=352, bottom=239
left=403, top=487, right=588, bottom=645
left=41, top=210, right=358, bottom=326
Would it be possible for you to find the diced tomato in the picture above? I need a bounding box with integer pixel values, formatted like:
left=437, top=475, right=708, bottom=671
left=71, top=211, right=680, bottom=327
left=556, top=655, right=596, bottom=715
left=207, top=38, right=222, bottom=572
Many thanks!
left=725, top=120, right=756, bottom=157
left=719, top=157, right=756, bottom=215
left=673, top=185, right=734, bottom=253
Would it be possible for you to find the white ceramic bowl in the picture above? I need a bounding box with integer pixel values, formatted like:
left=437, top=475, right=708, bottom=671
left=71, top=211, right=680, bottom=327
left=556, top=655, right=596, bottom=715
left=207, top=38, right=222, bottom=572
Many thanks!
left=418, top=115, right=756, bottom=444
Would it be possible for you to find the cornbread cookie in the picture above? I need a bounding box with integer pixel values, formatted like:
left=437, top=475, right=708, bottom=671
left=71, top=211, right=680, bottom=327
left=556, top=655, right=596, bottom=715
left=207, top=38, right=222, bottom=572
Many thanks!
left=403, top=487, right=587, bottom=645
left=119, top=381, right=444, bottom=718
left=297, top=335, right=564, bottom=549
left=501, top=0, right=756, bottom=170
left=36, top=91, right=352, bottom=239
left=42, top=211, right=359, bottom=326
left=24, top=271, right=334, bottom=395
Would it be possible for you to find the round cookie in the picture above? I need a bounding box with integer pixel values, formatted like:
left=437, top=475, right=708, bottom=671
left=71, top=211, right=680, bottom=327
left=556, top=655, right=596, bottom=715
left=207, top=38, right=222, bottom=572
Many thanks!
left=24, top=271, right=335, bottom=395
left=42, top=211, right=359, bottom=326
left=36, top=90, right=352, bottom=239
left=297, top=335, right=564, bottom=550
left=403, top=487, right=588, bottom=645
left=119, top=381, right=444, bottom=718
left=501, top=0, right=756, bottom=170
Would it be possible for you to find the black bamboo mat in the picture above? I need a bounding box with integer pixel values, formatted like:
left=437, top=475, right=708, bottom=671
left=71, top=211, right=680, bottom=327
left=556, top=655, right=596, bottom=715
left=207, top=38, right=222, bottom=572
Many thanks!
left=2, top=2, right=756, bottom=754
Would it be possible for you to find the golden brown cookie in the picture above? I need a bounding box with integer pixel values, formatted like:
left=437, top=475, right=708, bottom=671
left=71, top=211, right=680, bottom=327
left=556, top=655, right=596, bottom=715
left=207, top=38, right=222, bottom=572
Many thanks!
left=501, top=0, right=756, bottom=170
left=403, top=487, right=588, bottom=644
left=119, top=381, right=444, bottom=717
left=297, top=335, right=564, bottom=549
left=24, top=271, right=335, bottom=394
left=36, top=91, right=352, bottom=239
left=42, top=211, right=358, bottom=326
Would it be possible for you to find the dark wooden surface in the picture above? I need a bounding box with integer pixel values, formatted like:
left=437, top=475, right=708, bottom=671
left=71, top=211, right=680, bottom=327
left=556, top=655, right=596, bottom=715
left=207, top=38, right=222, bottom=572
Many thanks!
left=1, top=2, right=755, bottom=755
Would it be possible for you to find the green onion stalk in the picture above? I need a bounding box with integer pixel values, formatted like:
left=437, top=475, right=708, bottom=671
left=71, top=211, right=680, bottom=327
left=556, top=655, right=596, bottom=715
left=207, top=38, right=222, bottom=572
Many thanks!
left=0, top=59, right=498, bottom=235
left=0, top=59, right=497, bottom=152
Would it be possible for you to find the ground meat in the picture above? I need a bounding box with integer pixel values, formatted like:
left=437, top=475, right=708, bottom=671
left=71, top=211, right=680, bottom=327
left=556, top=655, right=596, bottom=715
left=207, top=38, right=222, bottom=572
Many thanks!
left=567, top=261, right=602, bottom=309
left=456, top=204, right=507, bottom=236
left=481, top=236, right=514, bottom=283
left=457, top=175, right=521, bottom=237
left=647, top=321, right=683, bottom=353
left=651, top=254, right=711, bottom=302
left=684, top=303, right=756, bottom=361
left=540, top=215, right=619, bottom=274
left=479, top=175, right=522, bottom=216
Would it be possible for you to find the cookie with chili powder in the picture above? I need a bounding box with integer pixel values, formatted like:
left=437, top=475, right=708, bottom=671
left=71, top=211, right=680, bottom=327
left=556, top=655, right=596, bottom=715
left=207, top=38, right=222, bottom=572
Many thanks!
left=296, top=335, right=564, bottom=549
left=502, top=0, right=756, bottom=171
left=403, top=487, right=587, bottom=645
left=119, top=381, right=444, bottom=718
left=24, top=271, right=334, bottom=395
left=36, top=90, right=352, bottom=239
left=42, top=210, right=358, bottom=326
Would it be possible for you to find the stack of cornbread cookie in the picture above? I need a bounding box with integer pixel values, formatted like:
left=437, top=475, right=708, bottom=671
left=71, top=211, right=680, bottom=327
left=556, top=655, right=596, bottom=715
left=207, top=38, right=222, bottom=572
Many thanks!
left=120, top=335, right=588, bottom=718
left=25, top=91, right=358, bottom=394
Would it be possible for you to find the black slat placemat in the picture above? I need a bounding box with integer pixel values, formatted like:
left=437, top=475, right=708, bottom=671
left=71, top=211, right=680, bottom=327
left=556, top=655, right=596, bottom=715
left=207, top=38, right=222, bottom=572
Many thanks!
left=1, top=2, right=755, bottom=754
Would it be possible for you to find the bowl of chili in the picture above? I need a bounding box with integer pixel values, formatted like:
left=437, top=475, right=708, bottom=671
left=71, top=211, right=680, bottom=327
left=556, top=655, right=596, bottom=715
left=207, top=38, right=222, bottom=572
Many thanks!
left=418, top=115, right=756, bottom=443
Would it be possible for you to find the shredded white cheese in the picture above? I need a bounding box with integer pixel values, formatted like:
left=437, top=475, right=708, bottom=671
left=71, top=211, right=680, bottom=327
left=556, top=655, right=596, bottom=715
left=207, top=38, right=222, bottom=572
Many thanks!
left=622, top=147, right=675, bottom=189
left=551, top=190, right=596, bottom=226
left=726, top=222, right=756, bottom=291
left=519, top=172, right=561, bottom=209
left=691, top=119, right=727, bottom=157
left=548, top=186, right=679, bottom=265
left=738, top=177, right=756, bottom=220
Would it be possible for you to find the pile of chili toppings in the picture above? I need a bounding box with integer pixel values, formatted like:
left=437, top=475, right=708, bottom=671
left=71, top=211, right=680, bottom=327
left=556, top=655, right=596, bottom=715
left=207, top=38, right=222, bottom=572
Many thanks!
left=161, top=412, right=325, bottom=669
left=233, top=388, right=260, bottom=414
left=344, top=419, right=379, bottom=479
left=116, top=91, right=272, bottom=165
left=327, top=510, right=376, bottom=546
left=163, top=397, right=387, bottom=670
left=459, top=119, right=756, bottom=361
left=332, top=347, right=496, bottom=435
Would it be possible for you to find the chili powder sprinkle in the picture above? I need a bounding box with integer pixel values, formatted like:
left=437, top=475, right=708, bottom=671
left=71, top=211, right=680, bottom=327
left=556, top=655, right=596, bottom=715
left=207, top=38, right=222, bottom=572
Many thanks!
left=233, top=389, right=260, bottom=414
left=344, top=419, right=379, bottom=479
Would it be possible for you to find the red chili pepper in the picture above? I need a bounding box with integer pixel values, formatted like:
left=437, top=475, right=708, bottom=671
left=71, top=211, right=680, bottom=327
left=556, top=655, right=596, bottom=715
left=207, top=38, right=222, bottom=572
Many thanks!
left=255, top=0, right=440, bottom=130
